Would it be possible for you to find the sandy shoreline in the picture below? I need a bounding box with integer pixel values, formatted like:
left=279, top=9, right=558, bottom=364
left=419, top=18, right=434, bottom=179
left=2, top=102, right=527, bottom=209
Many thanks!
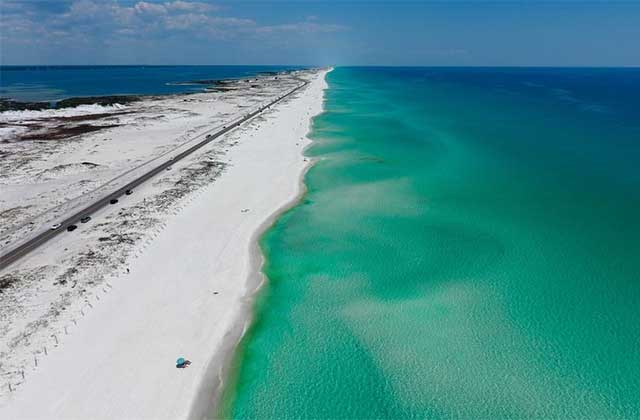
left=188, top=73, right=330, bottom=417
left=188, top=158, right=317, bottom=419
left=0, top=68, right=329, bottom=418
left=191, top=143, right=322, bottom=419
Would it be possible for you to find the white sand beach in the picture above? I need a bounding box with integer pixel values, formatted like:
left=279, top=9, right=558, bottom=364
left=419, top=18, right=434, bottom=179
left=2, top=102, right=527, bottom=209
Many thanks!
left=0, top=68, right=329, bottom=419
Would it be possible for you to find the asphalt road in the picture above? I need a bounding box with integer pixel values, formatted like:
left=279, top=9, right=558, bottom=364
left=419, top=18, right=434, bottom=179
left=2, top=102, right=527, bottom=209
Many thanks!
left=0, top=77, right=308, bottom=271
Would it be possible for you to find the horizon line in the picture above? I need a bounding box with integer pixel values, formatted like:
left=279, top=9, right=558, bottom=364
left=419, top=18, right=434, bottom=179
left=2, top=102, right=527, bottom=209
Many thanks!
left=1, top=64, right=639, bottom=69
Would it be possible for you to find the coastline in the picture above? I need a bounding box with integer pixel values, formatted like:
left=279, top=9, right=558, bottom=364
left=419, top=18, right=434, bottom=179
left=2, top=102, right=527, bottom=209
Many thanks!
left=188, top=68, right=331, bottom=419
left=188, top=157, right=317, bottom=420
left=0, top=69, right=329, bottom=418
left=0, top=66, right=305, bottom=111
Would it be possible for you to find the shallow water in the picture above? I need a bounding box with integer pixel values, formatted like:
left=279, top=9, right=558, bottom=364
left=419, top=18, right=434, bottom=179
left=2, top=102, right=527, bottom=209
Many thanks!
left=224, top=67, right=640, bottom=418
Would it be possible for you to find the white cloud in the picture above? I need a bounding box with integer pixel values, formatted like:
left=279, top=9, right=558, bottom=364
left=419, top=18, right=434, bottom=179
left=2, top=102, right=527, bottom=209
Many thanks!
left=130, top=1, right=216, bottom=17
left=257, top=22, right=349, bottom=34
left=164, top=13, right=208, bottom=30
left=67, top=0, right=105, bottom=19
left=1, top=0, right=347, bottom=46
left=167, top=1, right=215, bottom=13
left=134, top=1, right=168, bottom=16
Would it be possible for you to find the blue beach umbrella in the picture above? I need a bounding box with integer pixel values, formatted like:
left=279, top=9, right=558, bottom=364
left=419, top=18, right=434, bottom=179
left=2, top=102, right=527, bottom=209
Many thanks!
left=176, top=357, right=185, bottom=365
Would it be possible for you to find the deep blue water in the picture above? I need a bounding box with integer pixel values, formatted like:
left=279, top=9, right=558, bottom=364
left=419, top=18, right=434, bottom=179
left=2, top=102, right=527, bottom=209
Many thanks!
left=0, top=65, right=306, bottom=102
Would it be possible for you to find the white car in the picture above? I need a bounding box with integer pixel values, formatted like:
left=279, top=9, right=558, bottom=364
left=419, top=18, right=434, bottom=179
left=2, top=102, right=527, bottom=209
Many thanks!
left=50, top=223, right=62, bottom=230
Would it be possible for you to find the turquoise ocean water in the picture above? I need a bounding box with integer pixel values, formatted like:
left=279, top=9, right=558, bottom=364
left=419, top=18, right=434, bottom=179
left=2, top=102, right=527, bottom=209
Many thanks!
left=223, top=67, right=640, bottom=418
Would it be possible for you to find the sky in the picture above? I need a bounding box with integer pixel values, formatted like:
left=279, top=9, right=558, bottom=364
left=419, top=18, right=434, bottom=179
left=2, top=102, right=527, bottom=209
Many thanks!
left=1, top=0, right=639, bottom=66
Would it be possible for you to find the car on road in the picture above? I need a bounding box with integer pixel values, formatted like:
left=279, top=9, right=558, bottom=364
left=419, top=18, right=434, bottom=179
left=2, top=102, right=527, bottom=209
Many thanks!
left=50, top=223, right=62, bottom=230
left=80, top=216, right=91, bottom=223
left=110, top=198, right=119, bottom=204
left=66, top=225, right=77, bottom=232
left=125, top=189, right=133, bottom=195
left=166, top=167, right=172, bottom=171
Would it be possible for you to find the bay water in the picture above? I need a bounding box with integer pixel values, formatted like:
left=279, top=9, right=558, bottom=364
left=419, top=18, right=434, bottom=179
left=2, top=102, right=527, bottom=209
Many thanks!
left=0, top=65, right=305, bottom=102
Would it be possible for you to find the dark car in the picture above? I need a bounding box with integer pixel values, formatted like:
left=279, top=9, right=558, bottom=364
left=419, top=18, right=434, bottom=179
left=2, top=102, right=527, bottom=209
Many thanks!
left=80, top=216, right=91, bottom=223
left=110, top=198, right=118, bottom=204
left=125, top=189, right=133, bottom=195
left=66, top=225, right=78, bottom=232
